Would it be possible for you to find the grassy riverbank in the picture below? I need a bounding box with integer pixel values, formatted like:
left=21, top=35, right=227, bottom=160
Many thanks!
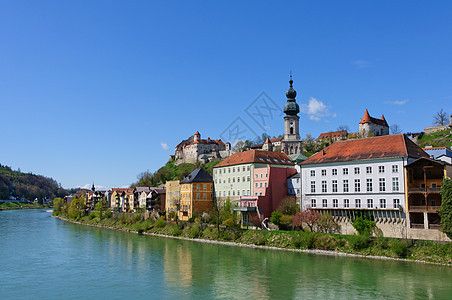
left=0, top=201, right=49, bottom=210
left=54, top=212, right=452, bottom=265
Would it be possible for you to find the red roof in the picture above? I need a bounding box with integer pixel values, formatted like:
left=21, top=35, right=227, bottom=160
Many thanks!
left=359, top=109, right=389, bottom=127
left=195, top=131, right=200, bottom=135
left=301, top=134, right=428, bottom=165
left=264, top=137, right=271, bottom=144
left=214, top=150, right=294, bottom=167
left=270, top=137, right=283, bottom=143
left=317, top=130, right=348, bottom=140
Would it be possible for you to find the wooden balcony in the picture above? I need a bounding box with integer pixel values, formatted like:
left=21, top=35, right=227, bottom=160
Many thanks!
left=408, top=206, right=440, bottom=212
left=408, top=187, right=441, bottom=194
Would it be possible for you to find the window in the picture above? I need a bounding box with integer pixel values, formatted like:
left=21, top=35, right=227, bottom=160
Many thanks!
left=233, top=167, right=235, bottom=172
left=322, top=180, right=327, bottom=193
left=242, top=166, right=245, bottom=171
left=343, top=168, right=349, bottom=175
left=380, top=199, right=386, bottom=209
left=322, top=199, right=327, bottom=208
left=354, top=179, right=361, bottom=192
left=311, top=181, right=316, bottom=193
left=344, top=199, right=349, bottom=208
left=343, top=180, right=349, bottom=192
left=332, top=180, right=338, bottom=192
left=196, top=193, right=200, bottom=198
left=392, top=165, right=398, bottom=173
left=256, top=174, right=258, bottom=178
left=367, top=199, right=373, bottom=208
left=203, top=184, right=207, bottom=190
left=203, top=193, right=207, bottom=198
left=232, top=190, right=235, bottom=196
left=232, top=177, right=235, bottom=183
left=197, top=184, right=200, bottom=189
left=237, top=177, right=240, bottom=182
left=260, top=174, right=263, bottom=178
left=321, top=169, right=327, bottom=176
left=310, top=170, right=315, bottom=176
left=260, top=182, right=263, bottom=188
left=255, top=192, right=258, bottom=196
left=265, top=182, right=267, bottom=188
left=333, top=199, right=338, bottom=208
left=366, top=178, right=372, bottom=192
left=366, top=166, right=372, bottom=174
left=247, top=176, right=250, bottom=182
left=379, top=178, right=386, bottom=191
left=393, top=199, right=400, bottom=209
left=247, top=190, right=250, bottom=195
left=355, top=199, right=361, bottom=208
left=354, top=167, right=360, bottom=175
left=247, top=166, right=250, bottom=171
left=379, top=166, right=385, bottom=173
left=242, top=190, right=245, bottom=195
left=255, top=183, right=258, bottom=188
left=311, top=199, right=316, bottom=208
left=228, top=168, right=231, bottom=173
left=392, top=178, right=399, bottom=191
left=432, top=183, right=437, bottom=188
left=332, top=169, right=337, bottom=176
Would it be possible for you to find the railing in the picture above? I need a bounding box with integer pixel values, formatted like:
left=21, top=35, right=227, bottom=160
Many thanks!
left=409, top=206, right=440, bottom=212
left=408, top=187, right=442, bottom=193
left=410, top=223, right=425, bottom=229
left=429, top=224, right=441, bottom=230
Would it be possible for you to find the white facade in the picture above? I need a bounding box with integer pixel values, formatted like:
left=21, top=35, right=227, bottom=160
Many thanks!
left=301, top=158, right=409, bottom=212
left=213, top=163, right=254, bottom=202
left=287, top=173, right=301, bottom=196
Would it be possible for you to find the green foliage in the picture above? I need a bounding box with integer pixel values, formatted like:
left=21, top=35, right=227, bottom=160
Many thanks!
left=391, top=239, right=408, bottom=257
left=439, top=178, right=452, bottom=239
left=270, top=211, right=283, bottom=226
left=292, top=232, right=315, bottom=249
left=52, top=197, right=64, bottom=214
left=352, top=216, right=376, bottom=235
left=277, top=197, right=299, bottom=216
left=166, top=224, right=182, bottom=236
left=348, top=234, right=371, bottom=250
left=154, top=218, right=166, bottom=228
left=104, top=209, right=112, bottom=219
left=279, top=214, right=293, bottom=230
left=317, top=213, right=341, bottom=234
left=417, top=128, right=452, bottom=148
left=188, top=224, right=202, bottom=238
left=68, top=197, right=86, bottom=220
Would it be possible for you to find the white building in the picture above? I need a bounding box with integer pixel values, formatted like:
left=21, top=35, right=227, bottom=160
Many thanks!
left=358, top=109, right=389, bottom=137
left=299, top=134, right=429, bottom=237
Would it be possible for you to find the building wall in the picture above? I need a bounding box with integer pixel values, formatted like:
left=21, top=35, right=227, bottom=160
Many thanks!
left=424, top=125, right=449, bottom=134
left=301, top=158, right=407, bottom=212
left=179, top=182, right=213, bottom=221
left=165, top=180, right=180, bottom=214
left=359, top=123, right=389, bottom=137
left=213, top=163, right=254, bottom=204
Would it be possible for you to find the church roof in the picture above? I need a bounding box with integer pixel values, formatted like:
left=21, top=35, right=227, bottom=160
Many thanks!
left=180, top=168, right=213, bottom=183
left=300, top=134, right=428, bottom=165
left=359, top=109, right=389, bottom=127
left=214, top=150, right=294, bottom=168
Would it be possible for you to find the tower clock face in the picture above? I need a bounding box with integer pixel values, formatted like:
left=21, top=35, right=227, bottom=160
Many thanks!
left=290, top=121, right=294, bottom=126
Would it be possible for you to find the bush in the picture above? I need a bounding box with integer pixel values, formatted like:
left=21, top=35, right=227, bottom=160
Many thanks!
left=166, top=224, right=182, bottom=236
left=277, top=197, right=299, bottom=216
left=279, top=214, right=293, bottom=230
left=317, top=213, right=341, bottom=233
left=154, top=218, right=166, bottom=228
left=348, top=234, right=371, bottom=250
left=189, top=225, right=202, bottom=238
left=391, top=239, right=409, bottom=258
left=352, top=217, right=376, bottom=235
left=292, top=232, right=315, bottom=249
left=270, top=211, right=283, bottom=226
left=104, top=209, right=112, bottom=219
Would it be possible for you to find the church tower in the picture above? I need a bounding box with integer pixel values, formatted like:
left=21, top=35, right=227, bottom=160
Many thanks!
left=281, top=75, right=302, bottom=155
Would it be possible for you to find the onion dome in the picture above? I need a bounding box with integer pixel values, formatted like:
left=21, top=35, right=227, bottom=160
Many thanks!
left=284, top=75, right=300, bottom=116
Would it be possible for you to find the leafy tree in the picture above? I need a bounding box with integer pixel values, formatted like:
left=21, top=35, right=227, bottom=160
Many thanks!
left=352, top=216, right=376, bottom=235
left=433, top=108, right=449, bottom=126
left=53, top=197, right=64, bottom=214
left=292, top=209, right=320, bottom=231
left=277, top=197, right=299, bottom=216
left=270, top=211, right=283, bottom=226
left=439, top=177, right=452, bottom=239
left=316, top=213, right=341, bottom=233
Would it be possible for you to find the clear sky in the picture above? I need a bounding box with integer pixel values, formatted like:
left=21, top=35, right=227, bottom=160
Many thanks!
left=1, top=1, right=451, bottom=189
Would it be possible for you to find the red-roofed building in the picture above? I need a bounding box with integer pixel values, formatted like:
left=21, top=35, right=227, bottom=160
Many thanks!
left=358, top=109, right=389, bottom=137
left=173, top=131, right=233, bottom=165
left=300, top=134, right=430, bottom=239
left=317, top=130, right=348, bottom=142
left=213, top=150, right=296, bottom=223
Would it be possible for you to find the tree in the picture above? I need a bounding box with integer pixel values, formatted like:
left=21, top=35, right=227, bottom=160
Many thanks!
left=292, top=209, right=320, bottom=231
left=390, top=124, right=403, bottom=134
left=433, top=108, right=448, bottom=126
left=337, top=125, right=350, bottom=132
left=303, top=133, right=316, bottom=153
left=439, top=177, right=452, bottom=239
left=277, top=197, right=299, bottom=216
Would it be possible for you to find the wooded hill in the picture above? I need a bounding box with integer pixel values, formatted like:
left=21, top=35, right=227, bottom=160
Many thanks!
left=416, top=128, right=452, bottom=149
left=0, top=164, right=68, bottom=201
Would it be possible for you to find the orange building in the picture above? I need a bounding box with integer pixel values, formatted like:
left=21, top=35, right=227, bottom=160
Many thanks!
left=179, top=168, right=213, bottom=221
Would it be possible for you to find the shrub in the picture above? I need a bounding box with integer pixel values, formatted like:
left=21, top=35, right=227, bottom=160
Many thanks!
left=348, top=234, right=371, bottom=250
left=189, top=225, right=201, bottom=238
left=352, top=216, right=376, bottom=235
left=277, top=197, right=299, bottom=216
left=314, top=235, right=339, bottom=250
left=391, top=239, right=409, bottom=258
left=376, top=237, right=390, bottom=250
left=317, top=213, right=341, bottom=233
left=270, top=211, right=283, bottom=226
left=167, top=224, right=182, bottom=236
left=119, top=213, right=129, bottom=224
left=154, top=218, right=166, bottom=228
left=104, top=209, right=112, bottom=219
left=292, top=232, right=315, bottom=249
left=224, top=217, right=234, bottom=227
left=279, top=214, right=293, bottom=230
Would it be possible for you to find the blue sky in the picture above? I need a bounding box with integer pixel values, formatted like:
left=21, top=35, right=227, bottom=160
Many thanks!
left=1, top=1, right=451, bottom=189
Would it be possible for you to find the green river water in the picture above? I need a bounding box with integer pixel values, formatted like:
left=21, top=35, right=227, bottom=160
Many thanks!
left=1, top=209, right=451, bottom=299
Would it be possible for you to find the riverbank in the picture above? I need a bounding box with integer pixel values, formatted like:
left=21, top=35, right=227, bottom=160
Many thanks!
left=0, top=202, right=49, bottom=210
left=54, top=213, right=452, bottom=266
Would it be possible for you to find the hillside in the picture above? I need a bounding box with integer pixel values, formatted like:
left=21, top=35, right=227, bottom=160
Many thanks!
left=416, top=128, right=452, bottom=148
left=131, top=160, right=222, bottom=187
left=0, top=164, right=68, bottom=201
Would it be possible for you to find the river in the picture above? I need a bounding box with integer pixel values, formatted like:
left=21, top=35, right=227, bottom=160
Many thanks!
left=1, top=209, right=451, bottom=299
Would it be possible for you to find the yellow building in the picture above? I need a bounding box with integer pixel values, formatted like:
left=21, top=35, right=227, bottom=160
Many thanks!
left=165, top=180, right=180, bottom=216
left=179, top=168, right=213, bottom=221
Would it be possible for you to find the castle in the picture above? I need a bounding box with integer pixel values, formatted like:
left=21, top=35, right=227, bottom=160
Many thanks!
left=172, top=131, right=233, bottom=165
left=358, top=109, right=389, bottom=137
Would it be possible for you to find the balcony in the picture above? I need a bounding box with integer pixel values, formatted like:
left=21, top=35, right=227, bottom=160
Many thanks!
left=232, top=199, right=257, bottom=212
left=408, top=187, right=441, bottom=194
left=409, top=206, right=440, bottom=212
